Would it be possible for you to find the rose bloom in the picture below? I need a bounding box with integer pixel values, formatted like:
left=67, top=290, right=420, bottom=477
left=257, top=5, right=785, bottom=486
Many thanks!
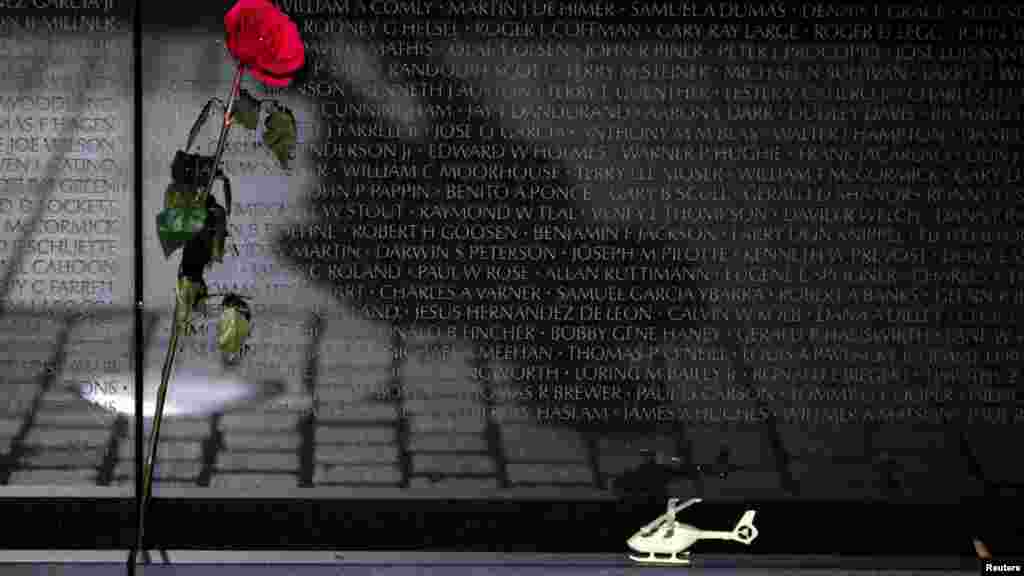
left=224, top=0, right=304, bottom=86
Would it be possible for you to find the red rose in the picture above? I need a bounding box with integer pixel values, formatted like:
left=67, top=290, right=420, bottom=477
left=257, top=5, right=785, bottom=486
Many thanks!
left=224, top=0, right=304, bottom=87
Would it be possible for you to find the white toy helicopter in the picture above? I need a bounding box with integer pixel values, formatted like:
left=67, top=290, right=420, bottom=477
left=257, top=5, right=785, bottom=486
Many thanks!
left=627, top=498, right=758, bottom=565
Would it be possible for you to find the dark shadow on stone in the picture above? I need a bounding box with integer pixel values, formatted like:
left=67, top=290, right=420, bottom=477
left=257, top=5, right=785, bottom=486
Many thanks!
left=276, top=43, right=707, bottom=435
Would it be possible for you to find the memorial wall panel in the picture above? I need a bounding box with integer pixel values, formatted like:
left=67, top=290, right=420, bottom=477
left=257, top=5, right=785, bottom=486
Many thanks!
left=0, top=2, right=132, bottom=488
left=0, top=0, right=1021, bottom=503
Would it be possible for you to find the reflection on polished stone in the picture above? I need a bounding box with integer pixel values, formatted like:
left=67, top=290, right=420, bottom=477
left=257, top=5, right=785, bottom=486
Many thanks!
left=74, top=364, right=284, bottom=419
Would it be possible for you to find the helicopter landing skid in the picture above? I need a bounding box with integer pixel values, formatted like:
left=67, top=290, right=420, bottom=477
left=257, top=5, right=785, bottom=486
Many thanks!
left=628, top=551, right=691, bottom=566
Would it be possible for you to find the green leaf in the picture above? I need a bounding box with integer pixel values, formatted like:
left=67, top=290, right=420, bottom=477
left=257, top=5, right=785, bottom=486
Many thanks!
left=216, top=307, right=251, bottom=355
left=232, top=89, right=261, bottom=130
left=164, top=182, right=187, bottom=210
left=219, top=172, right=232, bottom=218
left=211, top=234, right=225, bottom=263
left=175, top=277, right=207, bottom=328
left=164, top=181, right=205, bottom=211
left=156, top=207, right=207, bottom=258
left=186, top=98, right=217, bottom=152
left=207, top=197, right=228, bottom=264
left=262, top=103, right=296, bottom=170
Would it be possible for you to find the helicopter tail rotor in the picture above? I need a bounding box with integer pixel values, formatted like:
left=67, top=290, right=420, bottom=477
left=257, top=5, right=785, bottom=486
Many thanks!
left=732, top=510, right=758, bottom=544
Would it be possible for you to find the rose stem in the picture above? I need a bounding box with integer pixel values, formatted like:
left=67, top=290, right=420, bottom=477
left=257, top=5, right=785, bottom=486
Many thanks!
left=203, top=62, right=245, bottom=201
left=135, top=62, right=245, bottom=560
left=134, top=310, right=180, bottom=557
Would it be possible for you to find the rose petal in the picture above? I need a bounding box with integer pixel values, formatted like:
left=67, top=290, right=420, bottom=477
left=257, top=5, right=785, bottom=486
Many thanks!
left=255, top=20, right=305, bottom=76
left=279, top=19, right=306, bottom=62
left=256, top=54, right=298, bottom=77
left=266, top=22, right=284, bottom=56
left=256, top=49, right=303, bottom=78
left=224, top=0, right=280, bottom=66
left=226, top=15, right=265, bottom=65
left=225, top=0, right=305, bottom=83
left=248, top=66, right=294, bottom=87
left=224, top=0, right=274, bottom=37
